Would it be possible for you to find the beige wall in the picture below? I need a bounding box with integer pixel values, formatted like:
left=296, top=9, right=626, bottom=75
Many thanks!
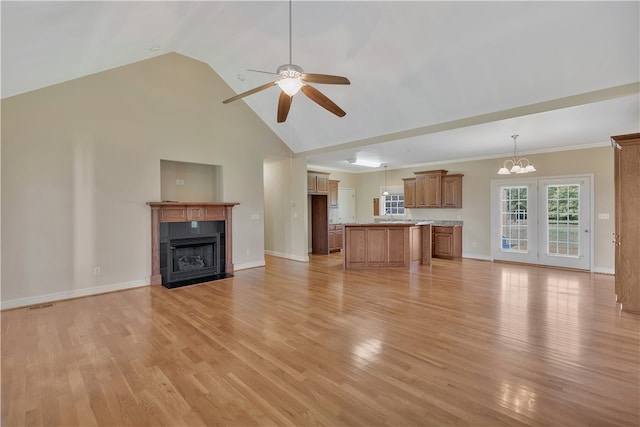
left=350, top=146, right=615, bottom=272
left=160, top=160, right=223, bottom=202
left=264, top=156, right=308, bottom=261
left=1, top=53, right=295, bottom=308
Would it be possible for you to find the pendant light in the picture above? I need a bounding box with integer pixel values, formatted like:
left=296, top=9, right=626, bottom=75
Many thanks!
left=383, top=165, right=389, bottom=196
left=497, top=134, right=537, bottom=175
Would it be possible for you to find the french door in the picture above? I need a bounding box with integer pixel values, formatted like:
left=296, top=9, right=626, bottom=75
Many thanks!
left=491, top=176, right=591, bottom=270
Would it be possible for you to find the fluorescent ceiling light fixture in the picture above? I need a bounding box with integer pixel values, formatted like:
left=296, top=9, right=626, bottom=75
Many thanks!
left=348, top=158, right=381, bottom=168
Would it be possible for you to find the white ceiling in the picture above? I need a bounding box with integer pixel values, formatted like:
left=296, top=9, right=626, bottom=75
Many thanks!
left=2, top=1, right=639, bottom=172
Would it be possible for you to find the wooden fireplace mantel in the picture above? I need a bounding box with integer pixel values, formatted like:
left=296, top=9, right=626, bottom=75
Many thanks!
left=147, top=202, right=239, bottom=285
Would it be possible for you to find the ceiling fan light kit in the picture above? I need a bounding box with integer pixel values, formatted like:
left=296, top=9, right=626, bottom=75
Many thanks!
left=276, top=64, right=304, bottom=96
left=497, top=134, right=537, bottom=175
left=222, top=0, right=350, bottom=123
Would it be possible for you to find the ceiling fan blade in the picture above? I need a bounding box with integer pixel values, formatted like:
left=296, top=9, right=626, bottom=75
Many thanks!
left=301, top=73, right=350, bottom=85
left=301, top=85, right=346, bottom=118
left=222, top=81, right=277, bottom=104
left=277, top=91, right=293, bottom=123
left=247, top=69, right=278, bottom=75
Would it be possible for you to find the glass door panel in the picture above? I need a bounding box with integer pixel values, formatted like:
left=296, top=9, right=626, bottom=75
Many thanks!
left=539, top=178, right=590, bottom=269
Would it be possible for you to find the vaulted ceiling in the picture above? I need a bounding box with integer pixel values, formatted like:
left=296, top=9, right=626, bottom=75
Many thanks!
left=2, top=1, right=638, bottom=172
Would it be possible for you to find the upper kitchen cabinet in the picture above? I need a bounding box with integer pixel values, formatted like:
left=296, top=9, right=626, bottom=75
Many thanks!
left=415, top=170, right=446, bottom=208
left=404, top=170, right=463, bottom=209
left=308, top=171, right=330, bottom=194
left=403, top=178, right=416, bottom=208
left=442, top=174, right=463, bottom=209
left=329, top=180, right=340, bottom=208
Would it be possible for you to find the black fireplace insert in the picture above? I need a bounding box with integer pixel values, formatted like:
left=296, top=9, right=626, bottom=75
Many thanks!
left=159, top=220, right=230, bottom=288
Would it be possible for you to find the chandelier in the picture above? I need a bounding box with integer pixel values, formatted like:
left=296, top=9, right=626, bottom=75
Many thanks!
left=497, top=134, right=536, bottom=175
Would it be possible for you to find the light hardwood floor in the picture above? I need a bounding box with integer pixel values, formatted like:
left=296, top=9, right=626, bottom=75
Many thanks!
left=2, top=254, right=639, bottom=426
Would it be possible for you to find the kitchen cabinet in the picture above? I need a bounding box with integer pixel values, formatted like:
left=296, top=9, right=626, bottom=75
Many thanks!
left=344, top=224, right=428, bottom=269
left=611, top=133, right=640, bottom=312
left=403, top=170, right=463, bottom=209
left=308, top=171, right=329, bottom=194
left=403, top=178, right=416, bottom=208
left=432, top=225, right=462, bottom=259
left=329, top=180, right=339, bottom=208
left=442, top=174, right=463, bottom=208
left=329, top=224, right=343, bottom=252
left=415, top=170, right=446, bottom=208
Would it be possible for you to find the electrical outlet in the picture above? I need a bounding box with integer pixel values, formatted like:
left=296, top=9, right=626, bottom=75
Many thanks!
left=94, top=267, right=101, bottom=275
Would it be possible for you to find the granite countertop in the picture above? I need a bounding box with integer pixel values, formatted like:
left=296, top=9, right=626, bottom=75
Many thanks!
left=344, top=220, right=463, bottom=227
left=428, top=220, right=463, bottom=226
left=368, top=218, right=463, bottom=226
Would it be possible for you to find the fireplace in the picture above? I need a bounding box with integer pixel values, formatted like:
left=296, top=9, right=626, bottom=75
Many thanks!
left=147, top=202, right=238, bottom=288
left=160, top=221, right=227, bottom=288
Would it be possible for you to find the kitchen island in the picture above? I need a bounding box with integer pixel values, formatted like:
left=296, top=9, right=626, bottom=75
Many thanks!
left=343, top=222, right=432, bottom=269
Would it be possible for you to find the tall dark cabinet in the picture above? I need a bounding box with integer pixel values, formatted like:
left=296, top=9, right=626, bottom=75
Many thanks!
left=611, top=133, right=640, bottom=312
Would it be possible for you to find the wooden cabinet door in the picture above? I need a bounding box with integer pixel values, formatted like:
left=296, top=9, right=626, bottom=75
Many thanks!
left=403, top=178, right=416, bottom=208
left=329, top=180, right=339, bottom=207
left=442, top=174, right=463, bottom=208
left=415, top=174, right=427, bottom=207
left=308, top=174, right=317, bottom=193
left=424, top=173, right=442, bottom=208
left=434, top=229, right=453, bottom=257
left=433, top=226, right=462, bottom=259
left=316, top=174, right=329, bottom=193
left=328, top=225, right=343, bottom=252
left=612, top=133, right=640, bottom=312
left=415, top=171, right=444, bottom=208
left=308, top=171, right=330, bottom=194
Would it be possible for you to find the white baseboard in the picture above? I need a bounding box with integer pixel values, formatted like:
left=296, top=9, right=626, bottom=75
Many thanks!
left=593, top=266, right=615, bottom=275
left=264, top=250, right=309, bottom=262
left=234, top=260, right=266, bottom=270
left=1, top=278, right=149, bottom=310
left=462, top=252, right=492, bottom=261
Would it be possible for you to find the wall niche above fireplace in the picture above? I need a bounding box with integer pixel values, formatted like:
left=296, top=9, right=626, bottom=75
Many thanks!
left=147, top=202, right=238, bottom=289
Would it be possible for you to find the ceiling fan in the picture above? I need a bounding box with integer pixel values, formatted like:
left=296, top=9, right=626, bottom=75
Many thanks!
left=222, top=0, right=350, bottom=123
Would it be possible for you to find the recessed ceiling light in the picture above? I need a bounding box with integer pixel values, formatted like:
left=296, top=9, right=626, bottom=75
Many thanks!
left=150, top=45, right=160, bottom=52
left=237, top=73, right=245, bottom=81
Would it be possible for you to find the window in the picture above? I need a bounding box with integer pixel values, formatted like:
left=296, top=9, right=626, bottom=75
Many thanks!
left=383, top=193, right=405, bottom=215
left=501, top=186, right=528, bottom=251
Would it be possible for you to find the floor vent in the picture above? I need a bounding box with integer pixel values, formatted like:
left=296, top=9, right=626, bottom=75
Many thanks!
left=28, top=303, right=54, bottom=310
